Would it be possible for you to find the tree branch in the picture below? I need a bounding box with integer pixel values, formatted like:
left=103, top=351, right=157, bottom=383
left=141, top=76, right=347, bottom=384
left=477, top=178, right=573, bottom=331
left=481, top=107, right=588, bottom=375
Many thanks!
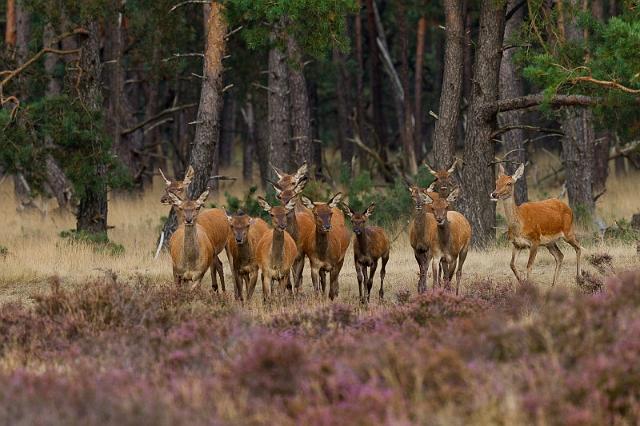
left=348, top=136, right=394, bottom=181
left=121, top=103, right=197, bottom=136
left=569, top=76, right=640, bottom=94
left=491, top=124, right=564, bottom=139
left=169, top=0, right=211, bottom=12
left=488, top=93, right=597, bottom=116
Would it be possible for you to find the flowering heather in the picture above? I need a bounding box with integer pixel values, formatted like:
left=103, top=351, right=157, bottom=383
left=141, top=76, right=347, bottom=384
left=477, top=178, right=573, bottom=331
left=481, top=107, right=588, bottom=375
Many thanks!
left=0, top=271, right=637, bottom=424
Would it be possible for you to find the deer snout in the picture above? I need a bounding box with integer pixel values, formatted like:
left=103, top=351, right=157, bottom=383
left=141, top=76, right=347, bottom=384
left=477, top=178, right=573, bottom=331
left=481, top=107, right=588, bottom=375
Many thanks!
left=490, top=191, right=498, bottom=201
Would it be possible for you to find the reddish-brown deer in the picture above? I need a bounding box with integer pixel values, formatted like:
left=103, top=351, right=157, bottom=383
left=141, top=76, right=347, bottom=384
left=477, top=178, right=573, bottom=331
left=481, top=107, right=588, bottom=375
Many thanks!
left=160, top=166, right=230, bottom=292
left=226, top=211, right=270, bottom=301
left=344, top=203, right=390, bottom=302
left=301, top=193, right=351, bottom=299
left=425, top=158, right=459, bottom=197
left=421, top=189, right=471, bottom=294
left=490, top=163, right=582, bottom=285
left=256, top=197, right=298, bottom=300
left=408, top=185, right=438, bottom=293
left=168, top=191, right=214, bottom=289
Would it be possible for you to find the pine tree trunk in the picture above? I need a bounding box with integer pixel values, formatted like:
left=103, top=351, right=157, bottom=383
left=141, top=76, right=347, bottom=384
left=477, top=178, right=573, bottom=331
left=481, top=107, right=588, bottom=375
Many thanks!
left=498, top=0, right=528, bottom=203
left=310, top=80, right=323, bottom=179
left=591, top=0, right=609, bottom=195
left=333, top=47, right=354, bottom=174
left=76, top=21, right=108, bottom=235
left=161, top=3, right=227, bottom=242
left=354, top=0, right=368, bottom=170
left=15, top=0, right=29, bottom=61
left=268, top=38, right=291, bottom=181
left=459, top=0, right=507, bottom=246
left=433, top=0, right=463, bottom=169
left=219, top=89, right=235, bottom=168
left=287, top=36, right=313, bottom=169
left=365, top=0, right=387, bottom=158
left=241, top=96, right=256, bottom=182
left=414, top=16, right=427, bottom=162
left=5, top=0, right=16, bottom=47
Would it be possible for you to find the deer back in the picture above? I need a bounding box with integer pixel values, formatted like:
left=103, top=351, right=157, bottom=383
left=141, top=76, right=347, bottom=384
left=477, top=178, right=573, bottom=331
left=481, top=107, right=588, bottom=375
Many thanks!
left=197, top=208, right=231, bottom=255
left=516, top=199, right=574, bottom=242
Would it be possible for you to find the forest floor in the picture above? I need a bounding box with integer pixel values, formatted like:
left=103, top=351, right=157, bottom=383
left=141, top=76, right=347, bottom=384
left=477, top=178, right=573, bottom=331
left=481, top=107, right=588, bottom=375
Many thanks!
left=0, top=160, right=638, bottom=424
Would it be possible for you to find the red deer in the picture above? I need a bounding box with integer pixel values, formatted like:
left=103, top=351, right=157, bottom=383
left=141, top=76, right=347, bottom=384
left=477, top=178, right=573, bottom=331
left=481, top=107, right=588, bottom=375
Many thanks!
left=300, top=193, right=351, bottom=300
left=160, top=166, right=230, bottom=292
left=491, top=163, right=582, bottom=285
left=256, top=197, right=298, bottom=300
left=425, top=158, right=459, bottom=197
left=421, top=189, right=471, bottom=294
left=408, top=185, right=438, bottom=293
left=272, top=179, right=316, bottom=291
left=168, top=191, right=214, bottom=289
left=226, top=211, right=270, bottom=301
left=345, top=203, right=390, bottom=302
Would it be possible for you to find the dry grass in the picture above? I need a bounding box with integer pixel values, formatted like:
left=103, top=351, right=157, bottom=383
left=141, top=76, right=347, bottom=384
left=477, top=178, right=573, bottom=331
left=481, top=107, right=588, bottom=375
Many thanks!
left=0, top=159, right=638, bottom=311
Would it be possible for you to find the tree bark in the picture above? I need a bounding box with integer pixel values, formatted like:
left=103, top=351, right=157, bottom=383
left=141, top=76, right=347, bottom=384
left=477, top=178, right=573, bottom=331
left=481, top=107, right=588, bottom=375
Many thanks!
left=433, top=0, right=464, bottom=169
left=219, top=89, right=235, bottom=168
left=241, top=96, right=256, bottom=182
left=162, top=3, right=227, bottom=242
left=310, top=79, right=323, bottom=179
left=396, top=0, right=418, bottom=175
left=498, top=0, right=528, bottom=203
left=333, top=47, right=354, bottom=174
left=459, top=0, right=507, bottom=246
left=414, top=15, right=427, bottom=162
left=5, top=0, right=16, bottom=47
left=287, top=36, right=313, bottom=169
left=76, top=21, right=108, bottom=235
left=365, top=0, right=387, bottom=157
left=354, top=0, right=368, bottom=169
left=591, top=0, right=609, bottom=194
left=268, top=39, right=291, bottom=181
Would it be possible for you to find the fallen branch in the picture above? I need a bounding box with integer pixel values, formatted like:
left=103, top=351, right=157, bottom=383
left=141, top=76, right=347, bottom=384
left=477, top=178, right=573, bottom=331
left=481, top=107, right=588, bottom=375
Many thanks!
left=121, top=103, right=197, bottom=136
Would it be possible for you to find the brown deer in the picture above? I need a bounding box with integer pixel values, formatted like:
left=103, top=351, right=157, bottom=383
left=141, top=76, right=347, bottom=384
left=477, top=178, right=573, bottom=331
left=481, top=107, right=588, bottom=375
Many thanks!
left=425, top=158, right=459, bottom=197
left=421, top=189, right=471, bottom=294
left=226, top=211, right=270, bottom=301
left=159, top=166, right=230, bottom=293
left=345, top=203, right=390, bottom=302
left=271, top=179, right=316, bottom=291
left=168, top=191, right=214, bottom=289
left=408, top=185, right=438, bottom=293
left=256, top=197, right=298, bottom=300
left=491, top=163, right=582, bottom=285
left=300, top=193, right=351, bottom=300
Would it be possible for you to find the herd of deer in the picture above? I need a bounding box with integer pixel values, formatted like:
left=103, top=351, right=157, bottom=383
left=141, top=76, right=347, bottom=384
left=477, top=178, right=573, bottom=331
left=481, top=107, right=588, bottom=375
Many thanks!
left=159, top=160, right=583, bottom=303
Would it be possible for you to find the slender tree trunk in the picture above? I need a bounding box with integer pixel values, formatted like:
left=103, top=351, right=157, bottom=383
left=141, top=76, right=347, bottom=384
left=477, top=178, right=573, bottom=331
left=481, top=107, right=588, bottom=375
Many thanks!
left=310, top=79, right=323, bottom=179
left=268, top=36, right=290, bottom=180
left=433, top=0, right=463, bottom=169
left=414, top=15, right=427, bottom=162
left=287, top=36, right=313, bottom=169
left=354, top=0, right=368, bottom=170
left=365, top=0, right=387, bottom=158
left=396, top=0, right=418, bottom=175
left=498, top=0, right=528, bottom=203
left=462, top=4, right=473, bottom=136
left=255, top=100, right=270, bottom=187
left=162, top=3, right=227, bottom=241
left=334, top=47, right=354, bottom=174
left=459, top=0, right=507, bottom=246
left=15, top=0, right=30, bottom=61
left=76, top=21, right=108, bottom=234
left=5, top=0, right=16, bottom=47
left=241, top=96, right=256, bottom=182
left=591, top=0, right=609, bottom=194
left=219, top=89, right=235, bottom=168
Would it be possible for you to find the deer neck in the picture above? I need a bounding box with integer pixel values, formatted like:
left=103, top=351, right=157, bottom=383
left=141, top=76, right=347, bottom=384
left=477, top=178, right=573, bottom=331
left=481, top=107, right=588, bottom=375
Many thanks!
left=356, top=229, right=368, bottom=255
left=414, top=210, right=429, bottom=238
left=271, top=228, right=285, bottom=267
left=183, top=224, right=199, bottom=270
left=501, top=193, right=522, bottom=238
left=236, top=237, right=252, bottom=266
left=315, top=227, right=329, bottom=260
left=437, top=217, right=451, bottom=250
left=286, top=211, right=299, bottom=243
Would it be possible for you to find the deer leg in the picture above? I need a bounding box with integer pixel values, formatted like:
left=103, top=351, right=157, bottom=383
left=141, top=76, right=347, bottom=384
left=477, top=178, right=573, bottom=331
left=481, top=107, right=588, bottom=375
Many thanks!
left=367, top=260, right=378, bottom=302
left=510, top=246, right=523, bottom=282
left=329, top=260, right=344, bottom=301
left=292, top=255, right=305, bottom=292
left=564, top=233, right=582, bottom=279
left=546, top=243, right=564, bottom=286
left=525, top=243, right=539, bottom=282
left=210, top=261, right=218, bottom=292
left=320, top=270, right=327, bottom=295
left=415, top=250, right=428, bottom=293
left=456, top=249, right=468, bottom=296
left=432, top=256, right=441, bottom=290
left=261, top=271, right=271, bottom=302
left=310, top=265, right=320, bottom=293
left=247, top=271, right=259, bottom=301
left=216, top=257, right=225, bottom=293
left=379, top=253, right=389, bottom=300
left=355, top=262, right=365, bottom=303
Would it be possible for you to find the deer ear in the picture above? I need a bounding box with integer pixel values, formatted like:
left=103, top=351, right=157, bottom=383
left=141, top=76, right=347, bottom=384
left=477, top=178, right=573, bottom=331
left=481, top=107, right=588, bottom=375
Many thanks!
left=195, top=190, right=209, bottom=206
left=427, top=181, right=436, bottom=192
left=328, top=193, right=344, bottom=209
left=512, top=163, right=525, bottom=181
left=344, top=205, right=355, bottom=218
left=285, top=197, right=297, bottom=211
left=497, top=163, right=506, bottom=176
left=183, top=166, right=195, bottom=186
left=293, top=176, right=308, bottom=193
left=249, top=217, right=255, bottom=225
left=168, top=192, right=183, bottom=207
left=271, top=164, right=285, bottom=180
left=424, top=162, right=437, bottom=176
left=364, top=203, right=376, bottom=218
left=420, top=191, right=434, bottom=204
left=447, top=188, right=460, bottom=203
left=447, top=158, right=459, bottom=174
left=257, top=196, right=271, bottom=212
left=158, top=168, right=171, bottom=186
left=301, top=196, right=315, bottom=210
left=293, top=162, right=308, bottom=183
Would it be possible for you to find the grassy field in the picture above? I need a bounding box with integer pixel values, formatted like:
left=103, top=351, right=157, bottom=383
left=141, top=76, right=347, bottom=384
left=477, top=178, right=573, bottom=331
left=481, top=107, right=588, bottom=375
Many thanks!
left=0, top=163, right=638, bottom=424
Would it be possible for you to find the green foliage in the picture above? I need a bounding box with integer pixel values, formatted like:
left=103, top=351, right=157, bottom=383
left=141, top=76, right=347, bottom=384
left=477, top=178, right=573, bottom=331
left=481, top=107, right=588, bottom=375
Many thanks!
left=59, top=230, right=125, bottom=256
left=222, top=186, right=275, bottom=220
left=603, top=219, right=640, bottom=243
left=0, top=245, right=8, bottom=258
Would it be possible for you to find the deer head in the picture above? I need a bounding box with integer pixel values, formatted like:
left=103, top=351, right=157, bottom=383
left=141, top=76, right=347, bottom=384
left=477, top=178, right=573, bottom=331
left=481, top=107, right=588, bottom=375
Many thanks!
left=167, top=189, right=208, bottom=226
left=160, top=166, right=194, bottom=204
left=421, top=188, right=459, bottom=225
left=258, top=196, right=296, bottom=231
left=345, top=203, right=375, bottom=236
left=301, top=193, right=343, bottom=233
left=272, top=176, right=307, bottom=207
left=226, top=210, right=255, bottom=244
left=272, top=162, right=308, bottom=192
left=490, top=163, right=524, bottom=201
left=425, top=159, right=458, bottom=197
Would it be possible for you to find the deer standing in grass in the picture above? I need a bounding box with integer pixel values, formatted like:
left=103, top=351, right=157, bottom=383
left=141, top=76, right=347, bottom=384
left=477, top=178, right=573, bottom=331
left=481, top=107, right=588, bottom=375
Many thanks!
left=226, top=211, right=270, bottom=301
left=256, top=197, right=298, bottom=300
left=408, top=185, right=438, bottom=293
left=168, top=191, right=214, bottom=289
left=272, top=179, right=315, bottom=291
left=490, top=163, right=582, bottom=285
left=345, top=203, right=390, bottom=302
left=301, top=194, right=351, bottom=300
left=160, top=167, right=230, bottom=292
left=421, top=189, right=471, bottom=294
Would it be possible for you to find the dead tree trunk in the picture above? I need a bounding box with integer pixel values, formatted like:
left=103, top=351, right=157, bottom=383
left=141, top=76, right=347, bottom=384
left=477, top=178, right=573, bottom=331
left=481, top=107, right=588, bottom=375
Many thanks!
left=414, top=15, right=428, bottom=162
left=268, top=37, right=291, bottom=180
left=161, top=3, right=227, bottom=241
left=76, top=21, right=108, bottom=235
left=460, top=0, right=507, bottom=246
left=498, top=0, right=528, bottom=203
left=287, top=36, right=313, bottom=169
left=433, top=0, right=463, bottom=169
